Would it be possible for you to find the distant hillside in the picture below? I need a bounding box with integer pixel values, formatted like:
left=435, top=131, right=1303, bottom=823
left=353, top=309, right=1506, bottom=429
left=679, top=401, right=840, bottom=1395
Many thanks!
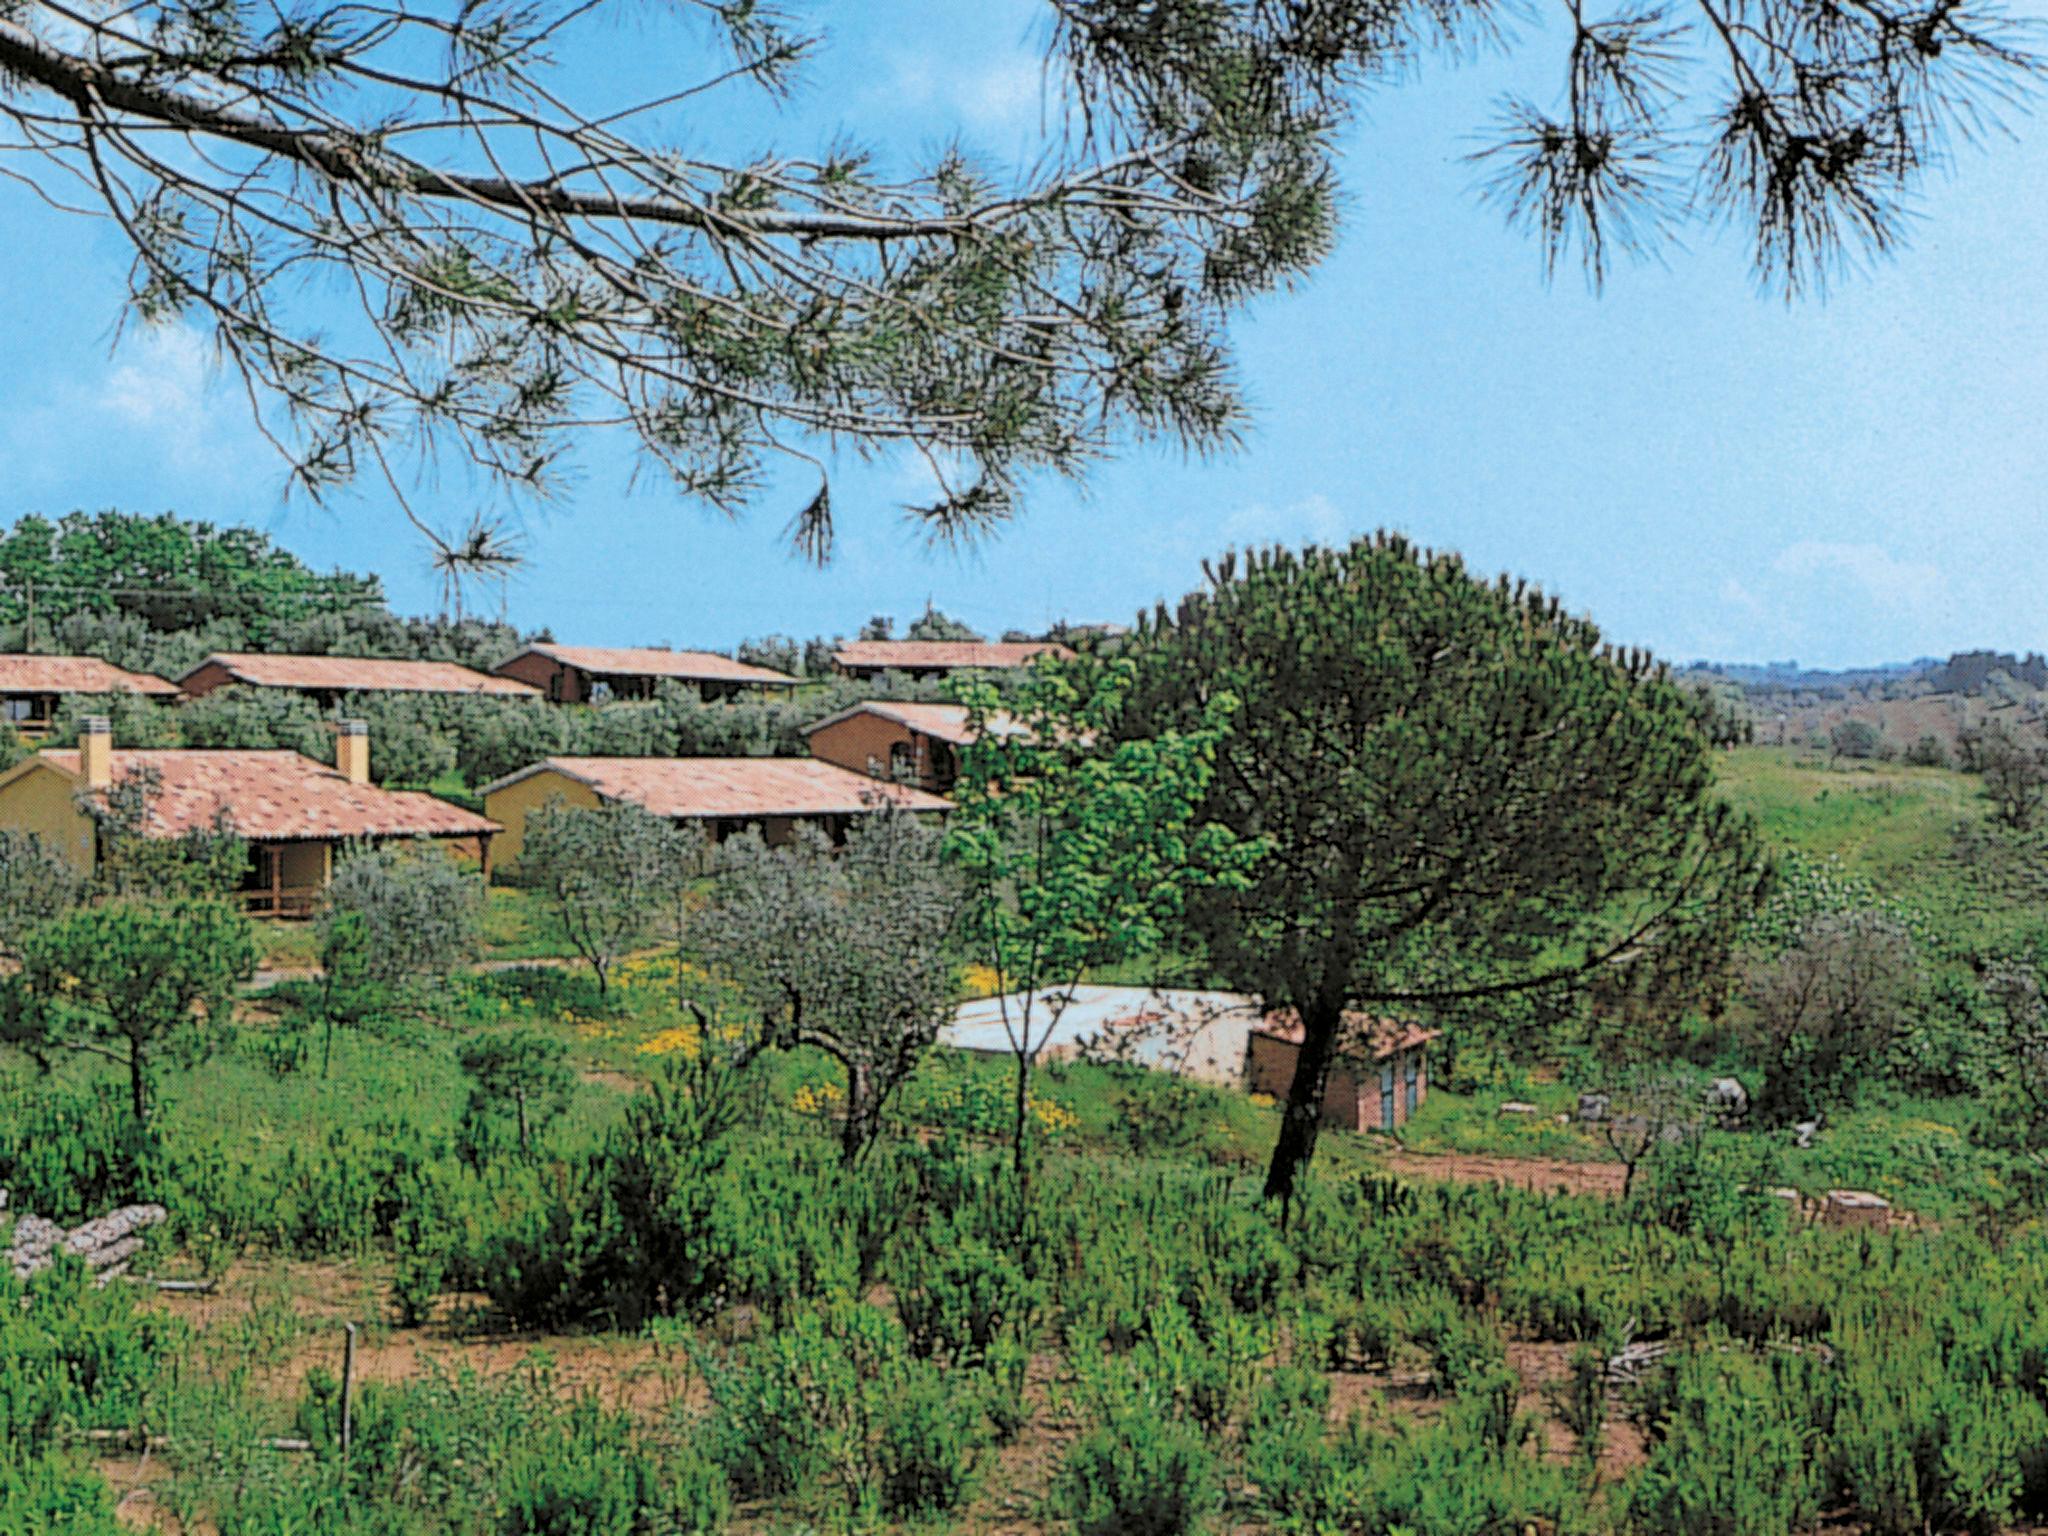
left=1683, top=650, right=2048, bottom=758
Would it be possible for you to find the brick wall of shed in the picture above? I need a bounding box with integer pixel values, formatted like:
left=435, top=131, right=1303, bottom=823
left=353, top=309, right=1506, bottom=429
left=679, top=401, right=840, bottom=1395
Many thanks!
left=1244, top=1033, right=1427, bottom=1134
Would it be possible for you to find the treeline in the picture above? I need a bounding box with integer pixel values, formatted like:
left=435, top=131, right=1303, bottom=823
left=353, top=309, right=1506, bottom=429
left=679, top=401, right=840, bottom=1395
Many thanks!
left=1, top=510, right=1072, bottom=688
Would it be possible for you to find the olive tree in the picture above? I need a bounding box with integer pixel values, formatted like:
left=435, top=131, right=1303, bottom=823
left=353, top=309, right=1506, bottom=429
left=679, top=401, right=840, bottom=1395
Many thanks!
left=520, top=801, right=698, bottom=997
left=1116, top=536, right=1767, bottom=1208
left=1975, top=722, right=2048, bottom=832
left=320, top=841, right=484, bottom=990
left=0, top=831, right=82, bottom=960
left=1743, top=909, right=1921, bottom=1122
left=702, top=806, right=960, bottom=1164
left=0, top=0, right=2030, bottom=558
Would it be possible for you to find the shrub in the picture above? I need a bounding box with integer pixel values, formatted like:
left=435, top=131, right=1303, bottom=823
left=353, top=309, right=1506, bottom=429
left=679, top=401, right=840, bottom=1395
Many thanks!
left=1051, top=1401, right=1221, bottom=1536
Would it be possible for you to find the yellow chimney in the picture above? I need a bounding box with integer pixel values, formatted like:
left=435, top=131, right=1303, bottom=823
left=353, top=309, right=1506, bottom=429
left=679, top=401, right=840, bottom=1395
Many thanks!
left=335, top=720, right=370, bottom=786
left=79, top=715, right=112, bottom=790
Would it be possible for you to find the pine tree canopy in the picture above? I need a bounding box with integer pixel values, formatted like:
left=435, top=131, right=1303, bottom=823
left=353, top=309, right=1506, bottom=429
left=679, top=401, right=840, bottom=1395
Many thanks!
left=1, top=1, right=2035, bottom=552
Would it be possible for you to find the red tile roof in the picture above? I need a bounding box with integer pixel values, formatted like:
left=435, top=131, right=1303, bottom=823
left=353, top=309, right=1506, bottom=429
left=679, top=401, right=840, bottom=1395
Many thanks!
left=831, top=640, right=1075, bottom=672
left=1258, top=1010, right=1441, bottom=1062
left=508, top=643, right=796, bottom=687
left=184, top=653, right=539, bottom=697
left=487, top=756, right=953, bottom=819
left=33, top=749, right=498, bottom=841
left=802, top=700, right=1028, bottom=747
left=0, top=655, right=180, bottom=696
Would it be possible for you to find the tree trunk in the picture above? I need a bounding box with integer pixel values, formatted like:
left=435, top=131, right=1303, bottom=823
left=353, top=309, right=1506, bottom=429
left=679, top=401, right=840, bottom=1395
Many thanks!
left=1011, top=1050, right=1035, bottom=1195
left=128, top=1038, right=148, bottom=1127
left=839, top=1061, right=872, bottom=1166
left=1261, top=994, right=1345, bottom=1214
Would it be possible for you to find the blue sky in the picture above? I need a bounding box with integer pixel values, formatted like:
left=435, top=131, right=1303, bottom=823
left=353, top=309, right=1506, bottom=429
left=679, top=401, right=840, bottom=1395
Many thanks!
left=3, top=0, right=2044, bottom=667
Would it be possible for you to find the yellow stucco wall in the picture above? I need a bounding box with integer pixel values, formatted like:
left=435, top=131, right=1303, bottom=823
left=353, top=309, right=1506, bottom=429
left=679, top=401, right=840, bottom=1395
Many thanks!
left=0, top=762, right=96, bottom=872
left=484, top=770, right=604, bottom=866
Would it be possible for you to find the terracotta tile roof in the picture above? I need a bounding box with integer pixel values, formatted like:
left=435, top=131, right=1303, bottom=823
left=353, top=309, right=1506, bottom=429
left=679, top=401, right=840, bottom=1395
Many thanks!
left=831, top=640, right=1076, bottom=671
left=35, top=749, right=499, bottom=841
left=488, top=756, right=953, bottom=819
left=1258, top=1009, right=1442, bottom=1062
left=802, top=700, right=1028, bottom=747
left=0, top=655, right=180, bottom=696
left=185, top=653, right=539, bottom=697
left=510, top=643, right=796, bottom=687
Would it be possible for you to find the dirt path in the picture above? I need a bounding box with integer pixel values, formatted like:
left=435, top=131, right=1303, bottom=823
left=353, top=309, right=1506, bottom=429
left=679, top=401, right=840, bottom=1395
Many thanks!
left=1379, top=1148, right=1628, bottom=1197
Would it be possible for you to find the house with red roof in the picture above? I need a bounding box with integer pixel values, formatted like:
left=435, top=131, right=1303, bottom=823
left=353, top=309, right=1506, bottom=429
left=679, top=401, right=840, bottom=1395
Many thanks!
left=481, top=754, right=951, bottom=865
left=492, top=642, right=797, bottom=703
left=0, top=719, right=499, bottom=915
left=0, top=655, right=180, bottom=736
left=178, top=653, right=539, bottom=708
left=829, top=640, right=1074, bottom=680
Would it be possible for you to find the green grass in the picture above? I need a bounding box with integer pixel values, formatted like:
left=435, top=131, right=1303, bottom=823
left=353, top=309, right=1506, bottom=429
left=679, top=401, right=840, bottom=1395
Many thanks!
left=1712, top=747, right=1977, bottom=882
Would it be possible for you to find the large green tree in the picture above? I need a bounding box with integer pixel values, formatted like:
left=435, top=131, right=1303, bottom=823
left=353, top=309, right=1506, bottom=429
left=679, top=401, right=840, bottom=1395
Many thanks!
left=0, top=3, right=2032, bottom=551
left=1116, top=537, right=1766, bottom=1206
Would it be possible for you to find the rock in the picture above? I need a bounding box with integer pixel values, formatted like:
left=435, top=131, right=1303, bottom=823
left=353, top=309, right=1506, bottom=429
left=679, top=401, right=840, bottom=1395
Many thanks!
left=1793, top=1119, right=1821, bottom=1149
left=1705, top=1077, right=1750, bottom=1118
left=1498, top=1101, right=1539, bottom=1116
left=1577, top=1092, right=1611, bottom=1123
left=1821, top=1189, right=1890, bottom=1229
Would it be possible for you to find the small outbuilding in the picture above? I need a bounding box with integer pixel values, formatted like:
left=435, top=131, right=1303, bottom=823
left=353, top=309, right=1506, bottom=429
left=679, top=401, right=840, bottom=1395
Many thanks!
left=481, top=754, right=952, bottom=865
left=1244, top=1010, right=1442, bottom=1133
left=492, top=642, right=798, bottom=703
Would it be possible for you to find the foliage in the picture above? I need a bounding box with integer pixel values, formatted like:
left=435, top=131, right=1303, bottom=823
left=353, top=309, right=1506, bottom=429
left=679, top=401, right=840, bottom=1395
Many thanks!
left=518, top=801, right=697, bottom=996
left=1829, top=718, right=1888, bottom=762
left=320, top=840, right=483, bottom=989
left=0, top=831, right=82, bottom=960
left=702, top=808, right=960, bottom=1163
left=1116, top=536, right=1767, bottom=1203
left=704, top=1300, right=996, bottom=1525
left=1973, top=720, right=2048, bottom=831
left=1051, top=1399, right=1222, bottom=1536
left=458, top=1030, right=573, bottom=1159
left=1743, top=909, right=1922, bottom=1121
left=947, top=653, right=1247, bottom=1178
left=10, top=897, right=256, bottom=1124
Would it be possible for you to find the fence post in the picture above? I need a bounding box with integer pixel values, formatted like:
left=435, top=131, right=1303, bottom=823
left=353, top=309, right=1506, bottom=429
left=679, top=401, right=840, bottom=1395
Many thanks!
left=340, top=1322, right=358, bottom=1460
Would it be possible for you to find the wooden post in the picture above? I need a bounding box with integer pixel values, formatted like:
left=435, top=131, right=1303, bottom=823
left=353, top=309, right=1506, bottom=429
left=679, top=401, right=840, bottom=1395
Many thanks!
left=340, top=1322, right=357, bottom=1459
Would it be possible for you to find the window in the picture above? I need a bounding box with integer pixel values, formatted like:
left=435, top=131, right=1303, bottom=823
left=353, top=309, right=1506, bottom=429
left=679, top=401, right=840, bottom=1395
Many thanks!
left=1380, top=1065, right=1396, bottom=1131
left=889, top=740, right=915, bottom=780
left=1404, top=1052, right=1419, bottom=1115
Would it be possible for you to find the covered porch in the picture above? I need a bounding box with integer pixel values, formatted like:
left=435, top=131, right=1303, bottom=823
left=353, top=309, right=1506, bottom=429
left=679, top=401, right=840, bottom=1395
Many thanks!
left=239, top=839, right=332, bottom=918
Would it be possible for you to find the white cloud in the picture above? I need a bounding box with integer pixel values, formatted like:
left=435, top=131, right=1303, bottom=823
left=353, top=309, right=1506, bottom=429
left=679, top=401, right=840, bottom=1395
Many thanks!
left=1768, top=540, right=1947, bottom=616
left=1218, top=492, right=1356, bottom=549
left=874, top=43, right=1055, bottom=143
left=98, top=323, right=213, bottom=431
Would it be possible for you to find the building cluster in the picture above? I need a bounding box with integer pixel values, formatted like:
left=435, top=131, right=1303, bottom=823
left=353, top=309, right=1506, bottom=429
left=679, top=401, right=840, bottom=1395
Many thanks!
left=0, top=632, right=1451, bottom=1131
left=0, top=638, right=1066, bottom=919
